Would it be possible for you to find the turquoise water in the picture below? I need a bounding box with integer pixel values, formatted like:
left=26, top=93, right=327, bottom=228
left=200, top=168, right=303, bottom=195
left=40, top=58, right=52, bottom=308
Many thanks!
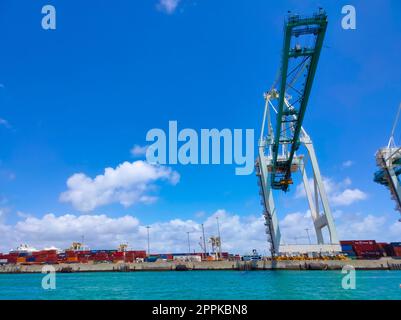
left=1, top=270, right=401, bottom=300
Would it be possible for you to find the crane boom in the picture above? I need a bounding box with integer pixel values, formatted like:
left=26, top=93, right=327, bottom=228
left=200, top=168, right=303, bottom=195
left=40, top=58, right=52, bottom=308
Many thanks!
left=270, top=11, right=328, bottom=191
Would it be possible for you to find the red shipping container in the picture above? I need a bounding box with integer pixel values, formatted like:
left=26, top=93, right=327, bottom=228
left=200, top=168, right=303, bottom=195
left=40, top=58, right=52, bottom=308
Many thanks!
left=113, top=252, right=124, bottom=258
left=353, top=242, right=379, bottom=252
left=124, top=256, right=134, bottom=263
left=65, top=250, right=77, bottom=257
left=340, top=240, right=356, bottom=245
left=134, top=251, right=147, bottom=258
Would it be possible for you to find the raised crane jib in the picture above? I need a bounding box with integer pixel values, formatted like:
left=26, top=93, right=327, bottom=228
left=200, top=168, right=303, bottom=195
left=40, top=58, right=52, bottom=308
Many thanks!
left=270, top=10, right=328, bottom=191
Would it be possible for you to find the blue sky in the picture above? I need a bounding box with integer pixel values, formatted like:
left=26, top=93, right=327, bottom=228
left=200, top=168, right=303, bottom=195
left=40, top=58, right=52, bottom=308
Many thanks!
left=0, top=0, right=401, bottom=253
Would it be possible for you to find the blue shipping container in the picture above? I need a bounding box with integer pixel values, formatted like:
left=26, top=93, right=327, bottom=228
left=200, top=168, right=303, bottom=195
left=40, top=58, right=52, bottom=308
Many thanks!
left=145, top=256, right=158, bottom=262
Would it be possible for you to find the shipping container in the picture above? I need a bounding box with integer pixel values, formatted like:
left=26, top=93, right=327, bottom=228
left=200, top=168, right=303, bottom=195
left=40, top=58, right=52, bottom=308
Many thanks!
left=340, top=240, right=356, bottom=245
left=17, top=257, right=26, bottom=263
left=145, top=256, right=158, bottom=262
left=112, top=252, right=124, bottom=258
left=377, top=243, right=391, bottom=256
left=341, top=244, right=353, bottom=251
left=353, top=241, right=380, bottom=255
left=392, top=246, right=401, bottom=257
left=67, top=256, right=78, bottom=263
left=6, top=256, right=17, bottom=264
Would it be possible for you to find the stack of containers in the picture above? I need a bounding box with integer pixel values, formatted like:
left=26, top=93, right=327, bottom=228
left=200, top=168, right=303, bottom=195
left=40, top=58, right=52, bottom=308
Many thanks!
left=112, top=251, right=125, bottom=263
left=76, top=251, right=91, bottom=263
left=65, top=250, right=78, bottom=263
left=0, top=253, right=8, bottom=265
left=134, top=251, right=147, bottom=259
left=7, top=253, right=19, bottom=264
left=17, top=256, right=26, bottom=263
left=377, top=243, right=391, bottom=257
left=26, top=256, right=36, bottom=263
left=124, top=251, right=134, bottom=263
left=390, top=242, right=401, bottom=258
left=353, top=240, right=381, bottom=259
left=93, top=252, right=110, bottom=262
left=57, top=252, right=67, bottom=263
left=33, top=250, right=58, bottom=264
left=124, top=250, right=147, bottom=262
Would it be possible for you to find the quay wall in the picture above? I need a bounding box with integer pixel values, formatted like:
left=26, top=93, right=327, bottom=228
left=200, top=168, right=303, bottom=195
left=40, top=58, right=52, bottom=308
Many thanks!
left=1, top=258, right=401, bottom=273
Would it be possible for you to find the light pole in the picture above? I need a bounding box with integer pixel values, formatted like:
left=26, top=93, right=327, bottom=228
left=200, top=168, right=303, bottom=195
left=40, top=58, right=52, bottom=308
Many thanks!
left=216, top=217, right=222, bottom=260
left=187, top=232, right=191, bottom=255
left=201, top=223, right=207, bottom=259
left=146, top=226, right=151, bottom=256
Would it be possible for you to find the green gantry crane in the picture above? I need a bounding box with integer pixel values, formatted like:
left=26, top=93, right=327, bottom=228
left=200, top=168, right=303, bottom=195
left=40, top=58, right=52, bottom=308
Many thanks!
left=256, top=9, right=340, bottom=257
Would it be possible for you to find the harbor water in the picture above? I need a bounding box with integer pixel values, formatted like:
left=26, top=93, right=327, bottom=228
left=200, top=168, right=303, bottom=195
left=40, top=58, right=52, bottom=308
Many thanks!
left=1, top=270, right=401, bottom=300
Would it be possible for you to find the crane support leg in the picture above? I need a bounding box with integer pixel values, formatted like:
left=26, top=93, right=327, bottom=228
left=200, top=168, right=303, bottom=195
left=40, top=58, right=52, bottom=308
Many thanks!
left=257, top=154, right=281, bottom=256
left=300, top=160, right=324, bottom=244
left=304, top=141, right=339, bottom=244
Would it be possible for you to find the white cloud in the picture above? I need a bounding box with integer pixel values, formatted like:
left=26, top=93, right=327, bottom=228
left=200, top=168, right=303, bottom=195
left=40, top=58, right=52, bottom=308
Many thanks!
left=342, top=160, right=354, bottom=168
left=336, top=213, right=387, bottom=240
left=330, top=189, right=367, bottom=206
left=295, top=176, right=367, bottom=207
left=279, top=211, right=315, bottom=244
left=130, top=144, right=148, bottom=157
left=60, top=161, right=180, bottom=212
left=157, top=0, right=180, bottom=14
left=278, top=210, right=393, bottom=244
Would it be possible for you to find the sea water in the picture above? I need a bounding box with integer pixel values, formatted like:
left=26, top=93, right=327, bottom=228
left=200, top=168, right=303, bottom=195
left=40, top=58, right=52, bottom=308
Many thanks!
left=0, top=270, right=400, bottom=300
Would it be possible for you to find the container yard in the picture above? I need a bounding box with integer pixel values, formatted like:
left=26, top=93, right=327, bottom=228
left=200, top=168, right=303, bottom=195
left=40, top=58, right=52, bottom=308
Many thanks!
left=2, top=239, right=401, bottom=273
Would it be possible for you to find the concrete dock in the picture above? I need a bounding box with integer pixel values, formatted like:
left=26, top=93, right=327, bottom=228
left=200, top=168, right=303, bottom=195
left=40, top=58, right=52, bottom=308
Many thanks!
left=1, top=257, right=401, bottom=273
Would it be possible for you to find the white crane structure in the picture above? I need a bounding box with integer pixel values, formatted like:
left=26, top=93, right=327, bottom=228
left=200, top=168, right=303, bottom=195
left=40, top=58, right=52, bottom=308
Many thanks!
left=375, top=104, right=401, bottom=221
left=255, top=10, right=340, bottom=257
